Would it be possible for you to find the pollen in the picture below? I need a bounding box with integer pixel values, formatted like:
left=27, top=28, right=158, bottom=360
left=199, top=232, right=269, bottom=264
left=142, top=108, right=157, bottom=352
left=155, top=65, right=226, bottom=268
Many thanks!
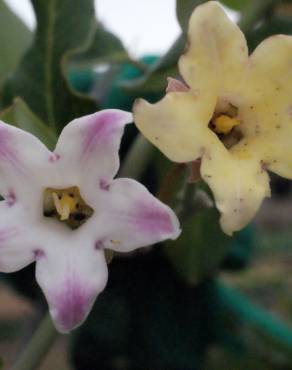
left=52, top=192, right=77, bottom=221
left=213, top=115, right=241, bottom=135
left=43, top=186, right=94, bottom=229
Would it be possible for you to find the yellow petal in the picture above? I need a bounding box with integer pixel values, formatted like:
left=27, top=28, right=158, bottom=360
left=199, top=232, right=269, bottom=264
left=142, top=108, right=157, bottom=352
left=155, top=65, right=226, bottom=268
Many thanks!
left=133, top=92, right=216, bottom=163
left=240, top=35, right=292, bottom=178
left=179, top=1, right=248, bottom=97
left=201, top=144, right=270, bottom=235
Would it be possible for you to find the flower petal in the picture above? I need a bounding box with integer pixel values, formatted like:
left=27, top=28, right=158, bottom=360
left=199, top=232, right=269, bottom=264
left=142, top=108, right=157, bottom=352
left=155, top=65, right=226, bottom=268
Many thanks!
left=0, top=120, right=52, bottom=207
left=133, top=92, right=215, bottom=163
left=87, top=178, right=181, bottom=252
left=54, top=110, right=132, bottom=193
left=35, top=236, right=108, bottom=333
left=179, top=1, right=248, bottom=97
left=0, top=202, right=40, bottom=272
left=201, top=143, right=270, bottom=235
left=240, top=35, right=292, bottom=178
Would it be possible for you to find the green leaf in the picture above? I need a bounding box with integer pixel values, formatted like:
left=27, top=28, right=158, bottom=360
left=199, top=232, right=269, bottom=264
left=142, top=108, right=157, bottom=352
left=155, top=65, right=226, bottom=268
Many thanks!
left=2, top=0, right=97, bottom=133
left=176, top=0, right=206, bottom=32
left=122, top=0, right=206, bottom=95
left=220, top=0, right=250, bottom=11
left=121, top=35, right=185, bottom=95
left=0, top=0, right=32, bottom=86
left=0, top=98, right=57, bottom=150
left=246, top=16, right=292, bottom=51
left=71, top=22, right=127, bottom=67
left=71, top=250, right=212, bottom=369
left=165, top=207, right=232, bottom=284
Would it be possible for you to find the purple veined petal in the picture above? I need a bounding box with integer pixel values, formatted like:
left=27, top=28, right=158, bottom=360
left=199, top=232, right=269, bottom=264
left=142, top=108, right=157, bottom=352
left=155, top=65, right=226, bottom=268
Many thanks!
left=0, top=201, right=41, bottom=272
left=35, top=237, right=108, bottom=333
left=53, top=110, right=133, bottom=198
left=0, top=120, right=53, bottom=209
left=86, top=178, right=181, bottom=253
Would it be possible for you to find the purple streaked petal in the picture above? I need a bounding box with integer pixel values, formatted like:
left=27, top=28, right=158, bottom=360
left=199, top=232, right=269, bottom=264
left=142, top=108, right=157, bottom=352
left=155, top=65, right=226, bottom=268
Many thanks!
left=88, top=178, right=181, bottom=253
left=0, top=120, right=52, bottom=211
left=0, top=126, right=24, bottom=174
left=35, top=243, right=108, bottom=333
left=48, top=273, right=98, bottom=333
left=0, top=202, right=38, bottom=272
left=53, top=110, right=132, bottom=199
left=82, top=110, right=128, bottom=160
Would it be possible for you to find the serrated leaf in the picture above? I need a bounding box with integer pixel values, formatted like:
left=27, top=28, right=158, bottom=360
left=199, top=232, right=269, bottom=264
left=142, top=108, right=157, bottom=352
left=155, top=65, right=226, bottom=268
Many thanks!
left=0, top=0, right=32, bottom=86
left=2, top=0, right=97, bottom=133
left=0, top=98, right=57, bottom=150
left=165, top=207, right=232, bottom=284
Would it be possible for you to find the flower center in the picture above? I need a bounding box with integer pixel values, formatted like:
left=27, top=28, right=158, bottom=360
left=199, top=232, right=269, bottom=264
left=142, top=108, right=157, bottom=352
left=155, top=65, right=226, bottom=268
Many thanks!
left=43, top=186, right=94, bottom=229
left=209, top=100, right=243, bottom=149
left=212, top=115, right=240, bottom=135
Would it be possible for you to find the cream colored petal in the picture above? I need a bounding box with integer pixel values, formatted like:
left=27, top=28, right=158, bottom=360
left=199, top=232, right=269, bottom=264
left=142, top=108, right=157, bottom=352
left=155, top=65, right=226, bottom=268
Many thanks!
left=133, top=92, right=216, bottom=163
left=240, top=35, right=292, bottom=178
left=179, top=1, right=248, bottom=97
left=201, top=143, right=270, bottom=235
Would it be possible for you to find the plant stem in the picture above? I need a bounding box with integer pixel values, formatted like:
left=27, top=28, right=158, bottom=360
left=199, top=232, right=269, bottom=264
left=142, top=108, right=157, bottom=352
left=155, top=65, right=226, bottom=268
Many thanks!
left=118, top=134, right=154, bottom=180
left=158, top=163, right=186, bottom=204
left=215, top=280, right=292, bottom=349
left=11, top=313, right=58, bottom=370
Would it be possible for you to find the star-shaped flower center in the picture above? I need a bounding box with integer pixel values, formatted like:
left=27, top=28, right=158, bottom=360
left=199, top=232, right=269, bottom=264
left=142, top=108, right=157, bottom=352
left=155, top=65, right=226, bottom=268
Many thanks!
left=209, top=100, right=242, bottom=149
left=43, top=186, right=94, bottom=229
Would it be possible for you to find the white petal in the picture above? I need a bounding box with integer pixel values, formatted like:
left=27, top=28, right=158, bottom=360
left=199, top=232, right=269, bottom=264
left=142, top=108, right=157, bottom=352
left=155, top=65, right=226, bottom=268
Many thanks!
left=53, top=110, right=133, bottom=195
left=0, top=201, right=41, bottom=272
left=35, top=234, right=108, bottom=333
left=84, top=178, right=181, bottom=253
left=0, top=120, right=52, bottom=209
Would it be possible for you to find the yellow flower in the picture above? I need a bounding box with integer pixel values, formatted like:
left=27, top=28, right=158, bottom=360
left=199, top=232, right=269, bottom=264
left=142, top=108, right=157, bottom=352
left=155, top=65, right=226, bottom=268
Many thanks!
left=133, top=1, right=292, bottom=235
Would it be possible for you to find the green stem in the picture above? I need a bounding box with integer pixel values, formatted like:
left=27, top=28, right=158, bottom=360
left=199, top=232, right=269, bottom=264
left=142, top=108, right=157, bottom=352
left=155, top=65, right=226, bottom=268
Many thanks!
left=215, top=280, right=292, bottom=349
left=239, top=0, right=276, bottom=33
left=11, top=313, right=58, bottom=370
left=158, top=163, right=186, bottom=204
left=118, top=134, right=154, bottom=180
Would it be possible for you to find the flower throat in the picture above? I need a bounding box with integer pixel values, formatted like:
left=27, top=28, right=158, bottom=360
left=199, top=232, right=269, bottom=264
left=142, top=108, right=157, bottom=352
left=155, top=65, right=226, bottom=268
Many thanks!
left=43, top=186, right=94, bottom=230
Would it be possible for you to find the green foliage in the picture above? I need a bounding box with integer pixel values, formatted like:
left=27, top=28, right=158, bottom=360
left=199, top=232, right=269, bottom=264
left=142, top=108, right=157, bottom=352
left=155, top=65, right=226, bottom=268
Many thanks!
left=176, top=0, right=206, bottom=32
left=0, top=1, right=32, bottom=87
left=246, top=16, right=292, bottom=51
left=71, top=251, right=213, bottom=369
left=2, top=0, right=97, bottom=133
left=165, top=207, right=232, bottom=284
left=120, top=36, right=184, bottom=96
left=220, top=0, right=250, bottom=11
left=0, top=98, right=56, bottom=150
left=72, top=22, right=127, bottom=67
left=121, top=0, right=209, bottom=96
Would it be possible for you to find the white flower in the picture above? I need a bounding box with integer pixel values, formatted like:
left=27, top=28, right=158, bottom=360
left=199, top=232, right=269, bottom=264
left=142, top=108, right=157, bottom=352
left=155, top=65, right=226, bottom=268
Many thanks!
left=0, top=109, right=180, bottom=333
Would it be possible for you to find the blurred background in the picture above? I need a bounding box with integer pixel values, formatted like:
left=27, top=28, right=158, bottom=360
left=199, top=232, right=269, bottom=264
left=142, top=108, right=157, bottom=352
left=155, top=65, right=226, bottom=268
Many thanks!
left=1, top=0, right=292, bottom=369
